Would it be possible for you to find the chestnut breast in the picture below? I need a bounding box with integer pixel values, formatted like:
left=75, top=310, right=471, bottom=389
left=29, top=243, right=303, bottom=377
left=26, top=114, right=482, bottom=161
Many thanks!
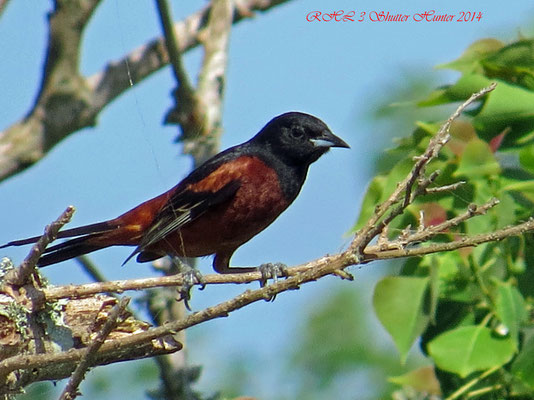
left=155, top=156, right=289, bottom=257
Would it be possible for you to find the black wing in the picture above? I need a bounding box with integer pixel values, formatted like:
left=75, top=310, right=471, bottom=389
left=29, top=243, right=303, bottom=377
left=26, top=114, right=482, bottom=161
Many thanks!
left=122, top=180, right=240, bottom=264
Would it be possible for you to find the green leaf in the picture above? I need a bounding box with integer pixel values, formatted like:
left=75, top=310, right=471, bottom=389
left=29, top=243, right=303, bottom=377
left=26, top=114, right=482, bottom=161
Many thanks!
left=474, top=80, right=534, bottom=143
left=519, top=143, right=534, bottom=174
left=483, top=39, right=534, bottom=71
left=382, top=158, right=414, bottom=199
left=495, top=282, right=527, bottom=345
left=418, top=74, right=492, bottom=107
left=495, top=192, right=518, bottom=229
left=502, top=180, right=534, bottom=203
left=481, top=39, right=534, bottom=90
left=352, top=176, right=384, bottom=232
left=454, top=138, right=501, bottom=179
left=512, top=334, right=534, bottom=389
left=373, top=276, right=430, bottom=363
left=352, top=157, right=414, bottom=233
left=414, top=121, right=441, bottom=135
left=437, top=38, right=505, bottom=74
left=427, top=325, right=516, bottom=377
left=389, top=366, right=441, bottom=395
left=502, top=180, right=534, bottom=192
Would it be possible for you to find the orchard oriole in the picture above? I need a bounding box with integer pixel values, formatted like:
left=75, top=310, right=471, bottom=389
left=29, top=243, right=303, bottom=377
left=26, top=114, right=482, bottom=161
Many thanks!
left=1, top=112, right=349, bottom=276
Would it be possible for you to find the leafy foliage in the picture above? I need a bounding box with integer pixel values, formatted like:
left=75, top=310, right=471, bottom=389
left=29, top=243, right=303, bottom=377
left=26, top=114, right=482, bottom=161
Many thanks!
left=357, top=37, right=534, bottom=398
left=289, top=287, right=414, bottom=400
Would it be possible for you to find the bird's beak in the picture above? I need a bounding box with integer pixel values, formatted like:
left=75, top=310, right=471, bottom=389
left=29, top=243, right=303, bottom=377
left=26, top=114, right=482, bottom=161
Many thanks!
left=311, top=130, right=350, bottom=149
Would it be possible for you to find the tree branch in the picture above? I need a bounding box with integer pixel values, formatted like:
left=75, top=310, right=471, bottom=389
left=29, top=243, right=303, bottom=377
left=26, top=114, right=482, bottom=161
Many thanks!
left=59, top=297, right=130, bottom=400
left=3, top=206, right=75, bottom=287
left=0, top=0, right=292, bottom=182
left=0, top=289, right=181, bottom=394
left=0, top=0, right=11, bottom=20
left=349, top=83, right=497, bottom=256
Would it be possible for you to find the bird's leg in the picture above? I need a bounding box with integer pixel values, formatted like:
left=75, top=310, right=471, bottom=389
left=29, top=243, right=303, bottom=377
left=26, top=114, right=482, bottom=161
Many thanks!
left=213, top=253, right=288, bottom=289
left=172, top=257, right=205, bottom=310
left=257, top=262, right=288, bottom=287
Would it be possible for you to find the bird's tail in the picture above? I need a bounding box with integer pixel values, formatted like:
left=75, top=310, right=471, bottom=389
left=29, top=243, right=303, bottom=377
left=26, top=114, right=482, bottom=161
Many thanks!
left=0, top=221, right=120, bottom=267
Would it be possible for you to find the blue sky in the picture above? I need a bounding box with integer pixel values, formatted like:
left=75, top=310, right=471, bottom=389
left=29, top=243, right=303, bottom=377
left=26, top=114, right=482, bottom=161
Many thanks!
left=1, top=1, right=534, bottom=399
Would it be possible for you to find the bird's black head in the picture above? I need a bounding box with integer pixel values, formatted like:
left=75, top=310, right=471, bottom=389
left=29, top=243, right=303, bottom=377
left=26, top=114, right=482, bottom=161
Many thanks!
left=251, top=112, right=349, bottom=166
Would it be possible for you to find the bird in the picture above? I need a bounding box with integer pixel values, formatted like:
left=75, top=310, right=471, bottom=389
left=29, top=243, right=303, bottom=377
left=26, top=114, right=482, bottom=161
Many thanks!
left=1, top=112, right=349, bottom=277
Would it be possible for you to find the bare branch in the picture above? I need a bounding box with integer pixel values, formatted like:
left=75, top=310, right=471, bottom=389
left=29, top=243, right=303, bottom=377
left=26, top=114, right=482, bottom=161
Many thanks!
left=36, top=212, right=532, bottom=301
left=183, top=0, right=234, bottom=164
left=0, top=0, right=11, bottom=19
left=155, top=0, right=195, bottom=94
left=0, top=0, right=292, bottom=182
left=349, top=83, right=497, bottom=255
left=3, top=206, right=75, bottom=287
left=2, top=208, right=533, bottom=392
left=424, top=180, right=466, bottom=194
left=388, top=198, right=500, bottom=250
left=59, top=297, right=130, bottom=400
left=0, top=292, right=181, bottom=394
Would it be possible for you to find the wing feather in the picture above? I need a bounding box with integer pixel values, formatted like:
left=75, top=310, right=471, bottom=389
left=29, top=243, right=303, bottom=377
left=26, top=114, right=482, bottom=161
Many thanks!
left=122, top=180, right=240, bottom=264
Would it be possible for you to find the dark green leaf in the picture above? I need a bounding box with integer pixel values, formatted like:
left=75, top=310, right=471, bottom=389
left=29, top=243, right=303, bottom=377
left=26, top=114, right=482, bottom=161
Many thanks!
left=495, top=282, right=527, bottom=345
left=512, top=333, right=534, bottom=389
left=373, top=276, right=430, bottom=363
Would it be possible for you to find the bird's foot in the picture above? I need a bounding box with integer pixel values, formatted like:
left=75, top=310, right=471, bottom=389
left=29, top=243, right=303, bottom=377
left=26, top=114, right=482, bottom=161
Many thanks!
left=258, top=262, right=288, bottom=288
left=177, top=265, right=205, bottom=310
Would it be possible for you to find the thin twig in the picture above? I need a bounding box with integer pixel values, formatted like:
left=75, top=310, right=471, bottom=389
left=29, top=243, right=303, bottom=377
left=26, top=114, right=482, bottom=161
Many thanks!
left=466, top=385, right=504, bottom=398
left=363, top=216, right=534, bottom=261
left=76, top=255, right=108, bottom=284
left=445, top=365, right=501, bottom=400
left=3, top=206, right=75, bottom=286
left=424, top=180, right=466, bottom=194
left=394, top=198, right=500, bottom=247
left=350, top=83, right=497, bottom=255
left=59, top=297, right=130, bottom=400
left=154, top=0, right=195, bottom=96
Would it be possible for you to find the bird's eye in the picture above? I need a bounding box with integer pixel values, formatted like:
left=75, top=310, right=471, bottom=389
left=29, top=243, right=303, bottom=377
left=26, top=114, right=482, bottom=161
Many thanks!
left=289, top=127, right=305, bottom=139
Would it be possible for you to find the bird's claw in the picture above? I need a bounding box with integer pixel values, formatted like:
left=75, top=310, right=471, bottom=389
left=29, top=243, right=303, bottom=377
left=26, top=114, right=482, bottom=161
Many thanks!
left=258, top=262, right=288, bottom=288
left=177, top=267, right=205, bottom=311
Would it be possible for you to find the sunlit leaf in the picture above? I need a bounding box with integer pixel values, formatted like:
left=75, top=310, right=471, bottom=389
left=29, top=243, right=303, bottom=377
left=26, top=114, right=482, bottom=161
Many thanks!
left=454, top=139, right=501, bottom=179
left=352, top=176, right=385, bottom=232
left=474, top=80, right=534, bottom=143
left=373, top=276, right=430, bottom=363
left=437, top=38, right=504, bottom=74
left=427, top=325, right=515, bottom=377
left=418, top=74, right=491, bottom=107
left=502, top=180, right=534, bottom=203
left=519, top=143, right=534, bottom=174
